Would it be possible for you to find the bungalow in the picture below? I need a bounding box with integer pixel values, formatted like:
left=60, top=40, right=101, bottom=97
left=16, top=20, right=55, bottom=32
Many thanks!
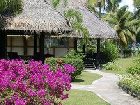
left=0, top=0, right=117, bottom=64
left=0, top=0, right=72, bottom=60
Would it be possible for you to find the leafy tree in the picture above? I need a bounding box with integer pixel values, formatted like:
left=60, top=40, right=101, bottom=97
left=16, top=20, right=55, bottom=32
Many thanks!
left=87, top=0, right=122, bottom=12
left=0, top=0, right=22, bottom=15
left=64, top=9, right=89, bottom=44
left=51, top=0, right=67, bottom=8
left=104, top=6, right=140, bottom=46
left=133, top=0, right=140, bottom=9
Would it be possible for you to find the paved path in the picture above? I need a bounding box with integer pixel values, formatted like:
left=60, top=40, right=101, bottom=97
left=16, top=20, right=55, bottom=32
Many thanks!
left=72, top=70, right=140, bottom=105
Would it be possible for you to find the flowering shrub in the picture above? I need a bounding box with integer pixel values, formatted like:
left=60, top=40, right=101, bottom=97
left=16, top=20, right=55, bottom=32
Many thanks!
left=46, top=58, right=84, bottom=80
left=0, top=59, right=75, bottom=105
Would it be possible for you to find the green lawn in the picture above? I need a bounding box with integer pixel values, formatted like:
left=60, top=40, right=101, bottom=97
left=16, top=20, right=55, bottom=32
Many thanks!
left=63, top=90, right=110, bottom=105
left=104, top=57, right=138, bottom=74
left=72, top=71, right=102, bottom=85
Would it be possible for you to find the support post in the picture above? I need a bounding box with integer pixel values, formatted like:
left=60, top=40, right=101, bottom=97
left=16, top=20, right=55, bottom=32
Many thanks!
left=96, top=0, right=102, bottom=69
left=74, top=38, right=77, bottom=52
left=34, top=32, right=37, bottom=56
left=23, top=36, right=27, bottom=56
left=83, top=44, right=86, bottom=54
left=0, top=30, right=7, bottom=59
left=10, top=36, right=12, bottom=52
left=67, top=38, right=70, bottom=52
left=96, top=38, right=101, bottom=69
left=39, top=32, right=45, bottom=63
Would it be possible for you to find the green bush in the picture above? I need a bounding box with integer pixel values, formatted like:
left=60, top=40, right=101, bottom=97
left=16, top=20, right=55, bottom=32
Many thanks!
left=127, top=66, right=140, bottom=75
left=119, top=57, right=140, bottom=99
left=101, top=41, right=119, bottom=62
left=64, top=50, right=84, bottom=59
left=119, top=74, right=140, bottom=99
left=123, top=49, right=132, bottom=58
left=103, top=62, right=122, bottom=71
left=45, top=57, right=84, bottom=80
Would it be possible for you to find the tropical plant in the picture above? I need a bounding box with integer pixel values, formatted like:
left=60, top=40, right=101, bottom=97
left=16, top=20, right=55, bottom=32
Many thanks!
left=133, top=0, right=140, bottom=9
left=46, top=57, right=84, bottom=80
left=103, top=62, right=122, bottom=71
left=104, top=6, right=140, bottom=46
left=0, top=59, right=75, bottom=105
left=64, top=9, right=90, bottom=44
left=51, top=0, right=90, bottom=44
left=118, top=74, right=140, bottom=99
left=101, top=41, right=119, bottom=62
left=87, top=0, right=122, bottom=12
left=51, top=0, right=68, bottom=8
left=64, top=50, right=84, bottom=59
left=0, top=0, right=22, bottom=15
left=133, top=8, right=140, bottom=42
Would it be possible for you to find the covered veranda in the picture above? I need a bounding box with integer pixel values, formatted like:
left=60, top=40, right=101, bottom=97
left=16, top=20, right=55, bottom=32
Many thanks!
left=0, top=0, right=71, bottom=62
left=60, top=0, right=118, bottom=68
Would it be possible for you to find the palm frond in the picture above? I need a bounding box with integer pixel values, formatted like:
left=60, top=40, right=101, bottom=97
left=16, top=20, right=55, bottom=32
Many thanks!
left=125, top=29, right=136, bottom=42
left=52, top=0, right=60, bottom=8
left=119, top=31, right=127, bottom=45
left=116, top=6, right=128, bottom=20
left=64, top=9, right=83, bottom=23
left=126, top=19, right=140, bottom=27
left=0, top=0, right=7, bottom=13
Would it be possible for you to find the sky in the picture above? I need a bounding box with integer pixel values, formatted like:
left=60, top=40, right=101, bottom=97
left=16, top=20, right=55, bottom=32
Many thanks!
left=119, top=0, right=134, bottom=12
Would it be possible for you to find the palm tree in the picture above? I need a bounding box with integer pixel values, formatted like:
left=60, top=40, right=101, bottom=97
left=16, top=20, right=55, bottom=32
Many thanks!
left=104, top=6, right=140, bottom=46
left=64, top=9, right=89, bottom=44
left=133, top=8, right=140, bottom=42
left=52, top=0, right=68, bottom=8
left=87, top=0, right=122, bottom=12
left=0, top=0, right=22, bottom=15
left=0, top=0, right=22, bottom=28
left=133, top=0, right=140, bottom=9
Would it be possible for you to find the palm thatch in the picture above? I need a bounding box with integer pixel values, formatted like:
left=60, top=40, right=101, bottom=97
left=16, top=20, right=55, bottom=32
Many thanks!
left=2, top=0, right=71, bottom=34
left=56, top=0, right=117, bottom=38
left=77, top=6, right=117, bottom=39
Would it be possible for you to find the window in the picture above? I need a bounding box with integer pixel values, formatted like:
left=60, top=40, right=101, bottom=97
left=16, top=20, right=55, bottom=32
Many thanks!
left=45, top=37, right=68, bottom=48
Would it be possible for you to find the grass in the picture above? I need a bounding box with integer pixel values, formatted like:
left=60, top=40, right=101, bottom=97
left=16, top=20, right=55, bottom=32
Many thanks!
left=104, top=57, right=138, bottom=74
left=63, top=89, right=110, bottom=105
left=72, top=71, right=102, bottom=85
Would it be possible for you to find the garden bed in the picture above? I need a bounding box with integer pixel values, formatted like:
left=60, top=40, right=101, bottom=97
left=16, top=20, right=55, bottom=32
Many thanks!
left=118, top=74, right=140, bottom=99
left=118, top=61, right=140, bottom=99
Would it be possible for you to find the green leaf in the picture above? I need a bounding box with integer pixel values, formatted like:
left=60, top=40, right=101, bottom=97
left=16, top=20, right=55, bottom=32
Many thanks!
left=52, top=0, right=60, bottom=8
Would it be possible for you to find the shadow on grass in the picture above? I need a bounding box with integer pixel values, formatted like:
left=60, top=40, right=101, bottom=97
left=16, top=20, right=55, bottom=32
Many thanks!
left=72, top=79, right=84, bottom=83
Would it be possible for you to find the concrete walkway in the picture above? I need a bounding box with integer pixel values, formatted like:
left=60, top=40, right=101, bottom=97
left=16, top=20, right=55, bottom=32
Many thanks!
left=72, top=70, right=140, bottom=105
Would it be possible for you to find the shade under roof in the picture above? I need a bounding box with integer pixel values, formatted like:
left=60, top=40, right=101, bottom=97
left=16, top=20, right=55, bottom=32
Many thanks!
left=2, top=0, right=71, bottom=34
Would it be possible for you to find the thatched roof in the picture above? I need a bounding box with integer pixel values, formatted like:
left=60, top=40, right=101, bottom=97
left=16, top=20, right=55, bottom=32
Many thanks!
left=55, top=0, right=117, bottom=39
left=77, top=7, right=117, bottom=39
left=2, top=0, right=71, bottom=34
